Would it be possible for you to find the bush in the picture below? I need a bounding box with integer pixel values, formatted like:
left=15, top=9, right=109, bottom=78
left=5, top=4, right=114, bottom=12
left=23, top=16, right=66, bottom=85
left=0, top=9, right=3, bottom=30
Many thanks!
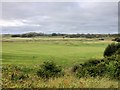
left=11, top=72, right=28, bottom=81
left=37, top=61, right=64, bottom=79
left=114, top=61, right=120, bottom=80
left=112, top=37, right=120, bottom=42
left=99, top=38, right=104, bottom=40
left=74, top=59, right=107, bottom=78
left=73, top=43, right=120, bottom=80
left=116, top=48, right=120, bottom=59
left=73, top=57, right=120, bottom=80
left=104, top=43, right=120, bottom=57
left=2, top=65, right=29, bottom=81
left=83, top=59, right=101, bottom=67
left=71, top=64, right=83, bottom=72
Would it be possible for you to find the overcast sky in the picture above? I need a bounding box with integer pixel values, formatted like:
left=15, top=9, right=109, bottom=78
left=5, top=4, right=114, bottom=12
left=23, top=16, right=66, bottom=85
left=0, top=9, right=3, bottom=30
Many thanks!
left=1, top=2, right=118, bottom=34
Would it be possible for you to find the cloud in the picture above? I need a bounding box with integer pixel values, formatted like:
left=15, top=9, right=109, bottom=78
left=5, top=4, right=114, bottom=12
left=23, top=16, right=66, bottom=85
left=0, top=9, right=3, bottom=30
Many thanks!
left=0, top=19, right=41, bottom=27
left=0, top=20, right=27, bottom=27
left=1, top=2, right=118, bottom=34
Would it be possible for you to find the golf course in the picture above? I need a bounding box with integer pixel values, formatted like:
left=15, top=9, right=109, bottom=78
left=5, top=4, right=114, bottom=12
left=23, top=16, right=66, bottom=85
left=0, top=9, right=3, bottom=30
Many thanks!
left=2, top=37, right=119, bottom=88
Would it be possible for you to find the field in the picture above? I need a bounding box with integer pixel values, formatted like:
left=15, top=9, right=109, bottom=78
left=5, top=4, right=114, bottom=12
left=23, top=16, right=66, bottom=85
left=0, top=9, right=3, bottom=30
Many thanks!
left=2, top=37, right=110, bottom=67
left=2, top=37, right=119, bottom=88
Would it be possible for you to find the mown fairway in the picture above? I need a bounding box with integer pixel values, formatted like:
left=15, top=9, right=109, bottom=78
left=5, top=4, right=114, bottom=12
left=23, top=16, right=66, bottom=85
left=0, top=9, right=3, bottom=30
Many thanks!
left=2, top=38, right=112, bottom=68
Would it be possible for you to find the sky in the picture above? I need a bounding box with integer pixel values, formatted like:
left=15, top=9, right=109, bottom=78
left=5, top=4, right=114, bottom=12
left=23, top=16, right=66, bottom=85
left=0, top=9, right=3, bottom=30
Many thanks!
left=0, top=2, right=118, bottom=34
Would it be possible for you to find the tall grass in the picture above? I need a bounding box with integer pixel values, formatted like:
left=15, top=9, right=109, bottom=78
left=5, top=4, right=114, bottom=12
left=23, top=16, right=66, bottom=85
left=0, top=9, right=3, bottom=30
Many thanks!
left=2, top=65, right=118, bottom=88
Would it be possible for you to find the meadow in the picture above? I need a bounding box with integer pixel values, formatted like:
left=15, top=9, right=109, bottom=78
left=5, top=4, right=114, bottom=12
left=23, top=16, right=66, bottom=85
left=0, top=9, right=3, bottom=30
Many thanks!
left=2, top=37, right=119, bottom=88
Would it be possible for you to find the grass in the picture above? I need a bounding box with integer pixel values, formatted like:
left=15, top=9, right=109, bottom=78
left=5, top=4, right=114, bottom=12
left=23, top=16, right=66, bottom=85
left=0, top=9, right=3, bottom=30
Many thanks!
left=2, top=38, right=111, bottom=67
left=2, top=37, right=118, bottom=88
left=2, top=65, right=118, bottom=88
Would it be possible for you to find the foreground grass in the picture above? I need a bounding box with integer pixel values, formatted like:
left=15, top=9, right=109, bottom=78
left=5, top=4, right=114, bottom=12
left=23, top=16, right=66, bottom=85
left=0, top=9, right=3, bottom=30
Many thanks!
left=2, top=65, right=118, bottom=88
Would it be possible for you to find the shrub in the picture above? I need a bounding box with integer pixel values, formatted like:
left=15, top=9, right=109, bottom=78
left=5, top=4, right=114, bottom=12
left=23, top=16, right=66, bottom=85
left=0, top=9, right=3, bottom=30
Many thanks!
left=37, top=61, right=64, bottom=79
left=75, top=59, right=107, bottom=78
left=112, top=37, right=120, bottom=42
left=104, top=43, right=120, bottom=57
left=71, top=64, right=83, bottom=72
left=114, top=61, right=120, bottom=80
left=115, top=48, right=120, bottom=61
left=2, top=65, right=29, bottom=81
left=73, top=57, right=120, bottom=80
left=83, top=59, right=101, bottom=67
left=73, top=43, right=120, bottom=80
left=99, top=38, right=104, bottom=40
left=11, top=72, right=28, bottom=81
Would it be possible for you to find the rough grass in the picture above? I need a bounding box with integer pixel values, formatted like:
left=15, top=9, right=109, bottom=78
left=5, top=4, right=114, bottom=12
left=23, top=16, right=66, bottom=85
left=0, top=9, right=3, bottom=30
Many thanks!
left=2, top=65, right=118, bottom=88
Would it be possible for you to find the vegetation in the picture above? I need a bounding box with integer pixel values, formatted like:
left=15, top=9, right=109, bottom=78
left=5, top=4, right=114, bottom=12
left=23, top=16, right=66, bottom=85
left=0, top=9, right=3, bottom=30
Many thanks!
left=2, top=37, right=119, bottom=88
left=3, top=32, right=120, bottom=38
left=2, top=64, right=118, bottom=88
left=2, top=38, right=108, bottom=67
left=73, top=43, right=120, bottom=80
left=37, top=61, right=64, bottom=79
left=112, top=37, right=120, bottom=42
left=104, top=43, right=120, bottom=57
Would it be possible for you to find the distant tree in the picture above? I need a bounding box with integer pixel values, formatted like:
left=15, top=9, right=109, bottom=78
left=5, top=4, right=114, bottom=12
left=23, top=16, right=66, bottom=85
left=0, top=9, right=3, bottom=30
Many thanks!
left=99, top=38, right=104, bottom=40
left=112, top=38, right=120, bottom=42
left=11, top=34, right=21, bottom=37
left=20, top=32, right=39, bottom=37
left=2, top=34, right=11, bottom=37
left=20, top=34, right=28, bottom=37
left=52, top=33, right=57, bottom=36
left=8, top=33, right=120, bottom=38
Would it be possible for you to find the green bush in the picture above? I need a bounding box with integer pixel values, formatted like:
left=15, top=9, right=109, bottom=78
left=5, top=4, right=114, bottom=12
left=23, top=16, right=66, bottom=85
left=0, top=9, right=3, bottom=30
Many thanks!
left=71, top=64, right=83, bottom=72
left=73, top=43, right=120, bottom=80
left=73, top=57, right=120, bottom=80
left=2, top=65, right=29, bottom=81
left=11, top=72, right=28, bottom=81
left=112, top=37, right=120, bottom=42
left=104, top=43, right=120, bottom=57
left=37, top=61, right=64, bottom=79
left=75, top=59, right=107, bottom=78
left=114, top=61, right=120, bottom=80
left=83, top=59, right=101, bottom=67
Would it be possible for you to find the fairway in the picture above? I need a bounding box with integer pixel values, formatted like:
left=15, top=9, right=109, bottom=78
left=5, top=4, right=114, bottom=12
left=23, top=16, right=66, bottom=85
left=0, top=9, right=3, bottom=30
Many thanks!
left=2, top=38, right=111, bottom=68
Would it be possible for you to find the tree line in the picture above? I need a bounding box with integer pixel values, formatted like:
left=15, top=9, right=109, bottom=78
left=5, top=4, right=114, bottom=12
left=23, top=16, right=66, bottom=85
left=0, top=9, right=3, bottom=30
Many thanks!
left=2, top=32, right=120, bottom=38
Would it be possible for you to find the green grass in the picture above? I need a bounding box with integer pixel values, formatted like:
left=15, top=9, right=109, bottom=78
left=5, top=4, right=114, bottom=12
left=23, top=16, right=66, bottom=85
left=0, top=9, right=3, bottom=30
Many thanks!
left=2, top=38, right=112, bottom=67
left=2, top=38, right=119, bottom=88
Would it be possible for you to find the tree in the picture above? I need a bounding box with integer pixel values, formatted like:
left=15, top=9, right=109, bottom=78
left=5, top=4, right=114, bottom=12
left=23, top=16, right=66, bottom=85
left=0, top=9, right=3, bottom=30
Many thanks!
left=52, top=33, right=57, bottom=36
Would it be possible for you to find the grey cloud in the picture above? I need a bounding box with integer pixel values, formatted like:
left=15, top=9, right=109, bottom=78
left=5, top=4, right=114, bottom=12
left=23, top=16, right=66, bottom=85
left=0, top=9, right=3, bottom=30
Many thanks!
left=2, top=2, right=118, bottom=34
